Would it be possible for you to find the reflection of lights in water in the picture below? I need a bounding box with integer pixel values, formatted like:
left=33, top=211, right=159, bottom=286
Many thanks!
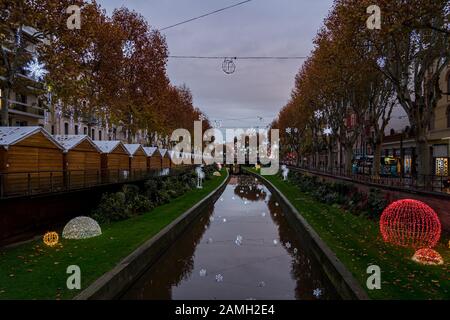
left=207, top=238, right=213, bottom=244
left=273, top=240, right=278, bottom=246
left=209, top=217, right=215, bottom=222
left=215, top=274, right=224, bottom=282
left=232, top=196, right=235, bottom=200
left=223, top=218, right=227, bottom=223
left=220, top=197, right=224, bottom=201
left=313, top=288, right=323, bottom=298
left=235, top=235, right=243, bottom=246
left=199, top=269, right=207, bottom=277
left=261, top=212, right=266, bottom=217
left=258, top=281, right=266, bottom=288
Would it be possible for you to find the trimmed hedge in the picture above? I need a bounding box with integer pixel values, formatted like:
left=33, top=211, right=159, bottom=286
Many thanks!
left=286, top=170, right=387, bottom=219
left=92, top=166, right=215, bottom=223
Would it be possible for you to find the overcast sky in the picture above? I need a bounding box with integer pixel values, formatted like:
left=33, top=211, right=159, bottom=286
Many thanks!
left=98, top=0, right=334, bottom=128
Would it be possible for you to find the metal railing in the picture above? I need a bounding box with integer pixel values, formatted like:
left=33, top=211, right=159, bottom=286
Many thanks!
left=284, top=163, right=450, bottom=195
left=0, top=166, right=193, bottom=199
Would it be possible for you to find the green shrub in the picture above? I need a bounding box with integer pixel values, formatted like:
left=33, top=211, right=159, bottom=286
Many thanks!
left=91, top=191, right=129, bottom=223
left=92, top=167, right=219, bottom=224
left=367, top=188, right=387, bottom=219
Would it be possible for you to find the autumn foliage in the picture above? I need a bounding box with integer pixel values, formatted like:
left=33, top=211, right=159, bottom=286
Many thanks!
left=273, top=0, right=449, bottom=177
left=0, top=0, right=209, bottom=145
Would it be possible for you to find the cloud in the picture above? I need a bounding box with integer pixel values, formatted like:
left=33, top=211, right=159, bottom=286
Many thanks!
left=98, top=0, right=333, bottom=127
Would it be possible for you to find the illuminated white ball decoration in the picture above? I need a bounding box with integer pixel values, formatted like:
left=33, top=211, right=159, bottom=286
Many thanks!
left=62, top=216, right=102, bottom=239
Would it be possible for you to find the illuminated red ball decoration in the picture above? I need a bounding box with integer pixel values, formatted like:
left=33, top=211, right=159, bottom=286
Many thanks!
left=412, top=248, right=444, bottom=265
left=380, top=199, right=441, bottom=248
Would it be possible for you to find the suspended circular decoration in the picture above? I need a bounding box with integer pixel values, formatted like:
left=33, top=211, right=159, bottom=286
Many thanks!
left=62, top=216, right=102, bottom=240
left=412, top=248, right=444, bottom=265
left=43, top=231, right=59, bottom=247
left=222, top=57, right=236, bottom=74
left=380, top=199, right=441, bottom=248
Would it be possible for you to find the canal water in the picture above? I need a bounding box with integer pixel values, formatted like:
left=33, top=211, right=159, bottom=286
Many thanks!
left=121, top=175, right=339, bottom=300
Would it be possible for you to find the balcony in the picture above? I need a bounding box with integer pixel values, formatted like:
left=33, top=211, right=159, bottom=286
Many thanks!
left=8, top=101, right=45, bottom=119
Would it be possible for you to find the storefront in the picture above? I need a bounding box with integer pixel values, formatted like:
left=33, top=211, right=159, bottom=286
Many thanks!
left=433, top=144, right=449, bottom=176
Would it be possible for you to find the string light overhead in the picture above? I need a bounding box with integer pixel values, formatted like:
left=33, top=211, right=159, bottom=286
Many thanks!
left=168, top=55, right=307, bottom=74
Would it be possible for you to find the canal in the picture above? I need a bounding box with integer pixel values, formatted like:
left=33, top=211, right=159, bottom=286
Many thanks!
left=121, top=175, right=339, bottom=300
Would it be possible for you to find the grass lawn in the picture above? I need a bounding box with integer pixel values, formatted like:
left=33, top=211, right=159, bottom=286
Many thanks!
left=249, top=168, right=449, bottom=300
left=0, top=170, right=227, bottom=300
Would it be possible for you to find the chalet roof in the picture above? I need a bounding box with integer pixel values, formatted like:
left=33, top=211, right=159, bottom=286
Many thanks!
left=168, top=151, right=192, bottom=162
left=124, top=144, right=143, bottom=156
left=54, top=135, right=101, bottom=153
left=0, top=126, right=63, bottom=149
left=159, top=148, right=168, bottom=157
left=143, top=147, right=159, bottom=157
left=93, top=141, right=128, bottom=154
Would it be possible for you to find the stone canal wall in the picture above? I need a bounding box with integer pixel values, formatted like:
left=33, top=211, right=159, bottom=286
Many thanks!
left=245, top=169, right=369, bottom=300
left=74, top=171, right=230, bottom=300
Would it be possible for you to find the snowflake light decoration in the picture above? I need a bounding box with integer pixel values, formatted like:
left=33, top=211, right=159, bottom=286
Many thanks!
left=215, top=274, right=224, bottom=282
left=323, top=127, right=333, bottom=136
left=314, top=110, right=323, bottom=119
left=313, top=288, right=323, bottom=298
left=25, top=57, right=48, bottom=81
left=122, top=40, right=136, bottom=58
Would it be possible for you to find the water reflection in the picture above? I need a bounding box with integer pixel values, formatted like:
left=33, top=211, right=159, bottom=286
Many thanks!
left=121, top=175, right=339, bottom=300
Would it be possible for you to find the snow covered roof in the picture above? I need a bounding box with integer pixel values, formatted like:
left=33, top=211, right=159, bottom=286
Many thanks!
left=0, top=126, right=63, bottom=149
left=124, top=144, right=144, bottom=156
left=93, top=141, right=128, bottom=154
left=168, top=151, right=193, bottom=162
left=159, top=148, right=168, bottom=157
left=143, top=147, right=159, bottom=157
left=53, top=135, right=100, bottom=153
